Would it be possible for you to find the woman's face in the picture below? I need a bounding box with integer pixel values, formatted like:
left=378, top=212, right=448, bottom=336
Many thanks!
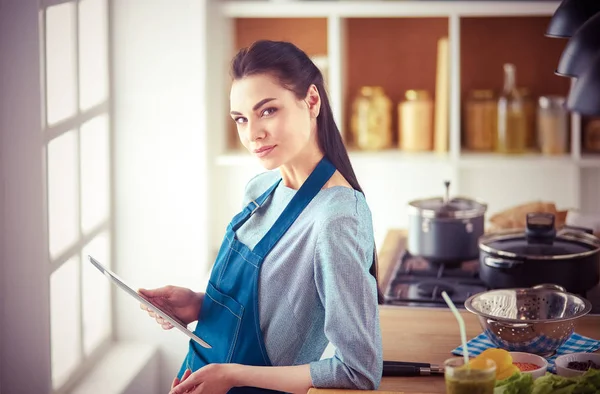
left=229, top=73, right=319, bottom=170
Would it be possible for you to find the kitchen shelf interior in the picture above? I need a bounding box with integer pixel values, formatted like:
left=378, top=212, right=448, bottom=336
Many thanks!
left=344, top=17, right=449, bottom=152
left=582, top=116, right=600, bottom=156
left=460, top=16, right=572, bottom=157
left=222, top=12, right=600, bottom=166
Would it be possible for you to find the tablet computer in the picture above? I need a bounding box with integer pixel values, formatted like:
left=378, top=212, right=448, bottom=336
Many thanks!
left=87, top=255, right=211, bottom=349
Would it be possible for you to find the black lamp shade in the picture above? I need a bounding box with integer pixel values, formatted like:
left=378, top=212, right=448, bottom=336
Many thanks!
left=557, top=12, right=600, bottom=78
left=546, top=0, right=600, bottom=38
left=566, top=52, right=600, bottom=116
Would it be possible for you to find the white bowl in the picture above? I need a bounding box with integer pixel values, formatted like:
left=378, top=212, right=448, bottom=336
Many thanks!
left=509, top=352, right=548, bottom=380
left=555, top=352, right=600, bottom=378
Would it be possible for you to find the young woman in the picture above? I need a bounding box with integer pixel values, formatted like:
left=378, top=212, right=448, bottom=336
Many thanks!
left=139, top=39, right=383, bottom=394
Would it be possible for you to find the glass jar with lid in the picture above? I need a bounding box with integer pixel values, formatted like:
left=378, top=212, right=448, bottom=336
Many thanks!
left=350, top=86, right=392, bottom=151
left=398, top=89, right=434, bottom=151
left=464, top=89, right=497, bottom=151
left=518, top=87, right=536, bottom=150
left=537, top=95, right=569, bottom=155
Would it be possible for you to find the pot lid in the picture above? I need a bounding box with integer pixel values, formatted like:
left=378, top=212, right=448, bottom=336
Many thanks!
left=480, top=212, right=600, bottom=260
left=409, top=197, right=487, bottom=218
left=408, top=180, right=487, bottom=219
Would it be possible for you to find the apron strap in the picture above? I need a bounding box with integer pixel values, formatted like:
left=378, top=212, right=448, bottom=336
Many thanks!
left=253, top=157, right=336, bottom=258
left=231, top=178, right=282, bottom=232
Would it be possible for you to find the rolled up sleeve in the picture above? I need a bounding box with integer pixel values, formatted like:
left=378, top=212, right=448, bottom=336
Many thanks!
left=308, top=208, right=383, bottom=390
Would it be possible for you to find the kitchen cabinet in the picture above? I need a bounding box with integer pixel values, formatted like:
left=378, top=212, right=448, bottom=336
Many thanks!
left=204, top=0, right=600, bottom=255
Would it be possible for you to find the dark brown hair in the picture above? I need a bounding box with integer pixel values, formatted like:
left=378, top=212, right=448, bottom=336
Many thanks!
left=231, top=40, right=384, bottom=304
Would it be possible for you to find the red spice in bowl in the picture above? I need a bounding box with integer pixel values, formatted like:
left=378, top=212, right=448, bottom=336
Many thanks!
left=508, top=352, right=548, bottom=380
left=514, top=362, right=541, bottom=372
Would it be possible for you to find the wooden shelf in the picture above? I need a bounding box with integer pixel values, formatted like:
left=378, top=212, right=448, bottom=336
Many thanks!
left=348, top=149, right=450, bottom=164
left=216, top=149, right=450, bottom=166
left=580, top=154, right=600, bottom=168
left=221, top=1, right=560, bottom=18
left=458, top=152, right=573, bottom=168
left=215, top=150, right=591, bottom=169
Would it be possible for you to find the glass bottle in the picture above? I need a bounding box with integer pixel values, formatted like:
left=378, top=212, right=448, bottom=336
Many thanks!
left=496, top=64, right=527, bottom=154
left=350, top=86, right=392, bottom=151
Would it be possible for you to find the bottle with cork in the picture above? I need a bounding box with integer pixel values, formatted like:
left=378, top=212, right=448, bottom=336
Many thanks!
left=496, top=63, right=528, bottom=154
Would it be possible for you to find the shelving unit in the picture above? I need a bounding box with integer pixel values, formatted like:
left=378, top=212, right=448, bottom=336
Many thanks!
left=205, top=0, right=600, bottom=250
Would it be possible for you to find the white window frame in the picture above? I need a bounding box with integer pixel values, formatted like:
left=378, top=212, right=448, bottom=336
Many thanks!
left=39, top=0, right=116, bottom=392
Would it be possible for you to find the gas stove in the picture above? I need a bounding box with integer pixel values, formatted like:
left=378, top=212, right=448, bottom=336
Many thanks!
left=383, top=250, right=600, bottom=315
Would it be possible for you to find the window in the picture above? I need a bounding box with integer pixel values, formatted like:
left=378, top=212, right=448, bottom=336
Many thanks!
left=40, top=0, right=113, bottom=391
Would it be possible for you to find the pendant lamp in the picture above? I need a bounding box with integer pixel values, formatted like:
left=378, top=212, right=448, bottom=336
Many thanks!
left=556, top=12, right=600, bottom=78
left=546, top=0, right=600, bottom=38
left=566, top=52, right=600, bottom=116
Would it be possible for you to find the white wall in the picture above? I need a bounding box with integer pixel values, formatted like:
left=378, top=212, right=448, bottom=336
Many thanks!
left=0, top=54, right=4, bottom=393
left=582, top=169, right=600, bottom=213
left=211, top=160, right=590, bottom=254
left=0, top=0, right=53, bottom=393
left=211, top=161, right=459, bottom=252
left=111, top=0, right=210, bottom=391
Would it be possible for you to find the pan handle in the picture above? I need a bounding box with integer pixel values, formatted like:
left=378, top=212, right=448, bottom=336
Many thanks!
left=483, top=256, right=524, bottom=269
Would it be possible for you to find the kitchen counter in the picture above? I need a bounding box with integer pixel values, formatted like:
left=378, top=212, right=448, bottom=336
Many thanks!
left=307, top=229, right=600, bottom=394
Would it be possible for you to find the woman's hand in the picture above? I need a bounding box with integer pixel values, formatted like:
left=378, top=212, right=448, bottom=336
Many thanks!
left=171, top=369, right=192, bottom=392
left=168, top=364, right=236, bottom=394
left=138, top=286, right=204, bottom=329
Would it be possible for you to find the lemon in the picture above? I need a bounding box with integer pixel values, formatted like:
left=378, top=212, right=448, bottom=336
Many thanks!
left=468, top=348, right=520, bottom=380
left=477, top=348, right=513, bottom=373
left=469, top=356, right=494, bottom=370
left=496, top=364, right=520, bottom=380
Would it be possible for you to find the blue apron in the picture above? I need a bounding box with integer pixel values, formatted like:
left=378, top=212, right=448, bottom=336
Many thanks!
left=178, top=157, right=336, bottom=394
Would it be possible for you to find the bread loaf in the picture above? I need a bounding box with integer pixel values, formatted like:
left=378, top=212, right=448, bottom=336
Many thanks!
left=488, top=201, right=567, bottom=231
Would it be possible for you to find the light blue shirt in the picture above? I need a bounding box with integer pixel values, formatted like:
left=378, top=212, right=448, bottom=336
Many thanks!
left=235, top=170, right=383, bottom=390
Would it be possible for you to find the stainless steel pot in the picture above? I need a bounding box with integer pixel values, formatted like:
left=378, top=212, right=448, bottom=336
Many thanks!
left=408, top=181, right=488, bottom=263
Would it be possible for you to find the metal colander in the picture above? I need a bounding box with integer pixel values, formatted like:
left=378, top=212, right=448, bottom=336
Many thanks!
left=464, top=287, right=592, bottom=356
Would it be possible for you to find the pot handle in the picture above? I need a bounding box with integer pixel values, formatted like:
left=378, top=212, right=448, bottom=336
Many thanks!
left=562, top=225, right=594, bottom=235
left=483, top=256, right=524, bottom=269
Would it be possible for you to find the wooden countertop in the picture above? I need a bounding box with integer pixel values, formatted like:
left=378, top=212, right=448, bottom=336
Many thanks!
left=307, top=229, right=600, bottom=394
